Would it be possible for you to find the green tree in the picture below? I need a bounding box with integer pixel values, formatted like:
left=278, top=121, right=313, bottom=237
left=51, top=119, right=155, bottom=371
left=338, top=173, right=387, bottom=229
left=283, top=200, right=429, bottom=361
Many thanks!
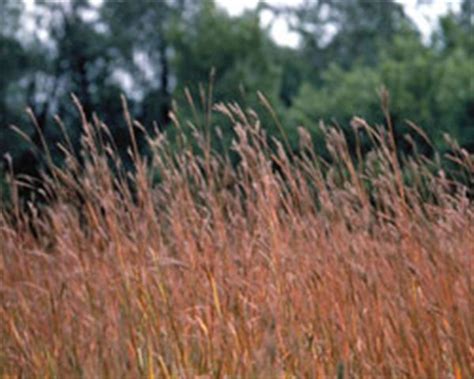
left=287, top=0, right=415, bottom=74
left=0, top=0, right=32, bottom=172
left=287, top=7, right=474, bottom=154
left=101, top=0, right=198, bottom=128
left=171, top=1, right=281, bottom=109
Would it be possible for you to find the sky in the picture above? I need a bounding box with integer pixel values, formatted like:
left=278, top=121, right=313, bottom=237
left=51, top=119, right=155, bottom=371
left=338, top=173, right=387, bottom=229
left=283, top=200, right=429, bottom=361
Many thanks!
left=215, top=0, right=464, bottom=47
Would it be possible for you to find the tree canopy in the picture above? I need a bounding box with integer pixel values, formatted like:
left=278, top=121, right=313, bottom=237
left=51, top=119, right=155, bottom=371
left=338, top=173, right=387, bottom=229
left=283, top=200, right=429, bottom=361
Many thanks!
left=0, top=0, right=473, bottom=190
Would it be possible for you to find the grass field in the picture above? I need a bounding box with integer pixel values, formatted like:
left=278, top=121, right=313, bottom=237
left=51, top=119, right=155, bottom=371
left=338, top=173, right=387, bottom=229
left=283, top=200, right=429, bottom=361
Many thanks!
left=1, top=100, right=473, bottom=378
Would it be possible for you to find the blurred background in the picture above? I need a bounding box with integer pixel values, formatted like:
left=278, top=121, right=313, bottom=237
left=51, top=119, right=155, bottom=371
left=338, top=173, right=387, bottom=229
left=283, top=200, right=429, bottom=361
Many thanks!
left=0, top=0, right=472, bottom=188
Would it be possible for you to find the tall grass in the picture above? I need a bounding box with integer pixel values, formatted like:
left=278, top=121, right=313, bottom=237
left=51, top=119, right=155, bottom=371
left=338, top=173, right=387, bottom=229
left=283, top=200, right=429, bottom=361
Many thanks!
left=1, top=98, right=473, bottom=378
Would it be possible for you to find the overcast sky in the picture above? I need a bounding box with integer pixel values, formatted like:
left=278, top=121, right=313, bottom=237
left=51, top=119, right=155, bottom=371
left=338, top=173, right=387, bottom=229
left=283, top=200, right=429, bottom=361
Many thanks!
left=216, top=0, right=463, bottom=47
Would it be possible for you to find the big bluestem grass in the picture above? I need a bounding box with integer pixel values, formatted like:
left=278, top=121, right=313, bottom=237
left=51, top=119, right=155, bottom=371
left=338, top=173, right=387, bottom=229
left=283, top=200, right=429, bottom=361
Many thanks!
left=0, top=95, right=473, bottom=378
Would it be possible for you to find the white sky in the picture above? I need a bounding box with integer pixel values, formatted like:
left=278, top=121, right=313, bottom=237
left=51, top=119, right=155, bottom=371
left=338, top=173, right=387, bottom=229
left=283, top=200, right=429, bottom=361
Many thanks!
left=216, top=0, right=463, bottom=47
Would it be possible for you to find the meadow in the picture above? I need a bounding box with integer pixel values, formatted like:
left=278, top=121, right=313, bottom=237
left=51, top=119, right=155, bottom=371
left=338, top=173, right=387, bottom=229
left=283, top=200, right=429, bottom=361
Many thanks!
left=1, top=98, right=473, bottom=378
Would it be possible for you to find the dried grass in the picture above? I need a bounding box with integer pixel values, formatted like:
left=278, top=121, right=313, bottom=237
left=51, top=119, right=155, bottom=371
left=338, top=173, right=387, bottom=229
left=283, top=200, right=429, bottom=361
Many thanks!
left=1, top=98, right=473, bottom=378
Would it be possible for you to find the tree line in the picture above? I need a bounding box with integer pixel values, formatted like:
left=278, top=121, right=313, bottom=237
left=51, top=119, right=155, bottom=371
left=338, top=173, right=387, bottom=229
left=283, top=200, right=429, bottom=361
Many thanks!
left=0, top=0, right=472, bottom=195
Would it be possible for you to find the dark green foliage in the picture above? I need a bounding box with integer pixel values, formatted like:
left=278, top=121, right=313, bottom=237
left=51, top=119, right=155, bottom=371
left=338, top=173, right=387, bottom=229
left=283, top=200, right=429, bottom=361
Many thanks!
left=0, top=0, right=472, bottom=194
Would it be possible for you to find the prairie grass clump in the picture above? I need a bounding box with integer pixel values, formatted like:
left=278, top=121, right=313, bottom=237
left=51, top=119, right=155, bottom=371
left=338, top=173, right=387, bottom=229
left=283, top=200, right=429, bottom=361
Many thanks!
left=1, top=98, right=473, bottom=378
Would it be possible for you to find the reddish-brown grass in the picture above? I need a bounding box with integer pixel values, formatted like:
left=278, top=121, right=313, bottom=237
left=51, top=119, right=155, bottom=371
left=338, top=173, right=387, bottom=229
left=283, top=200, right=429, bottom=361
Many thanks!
left=1, top=100, right=473, bottom=378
